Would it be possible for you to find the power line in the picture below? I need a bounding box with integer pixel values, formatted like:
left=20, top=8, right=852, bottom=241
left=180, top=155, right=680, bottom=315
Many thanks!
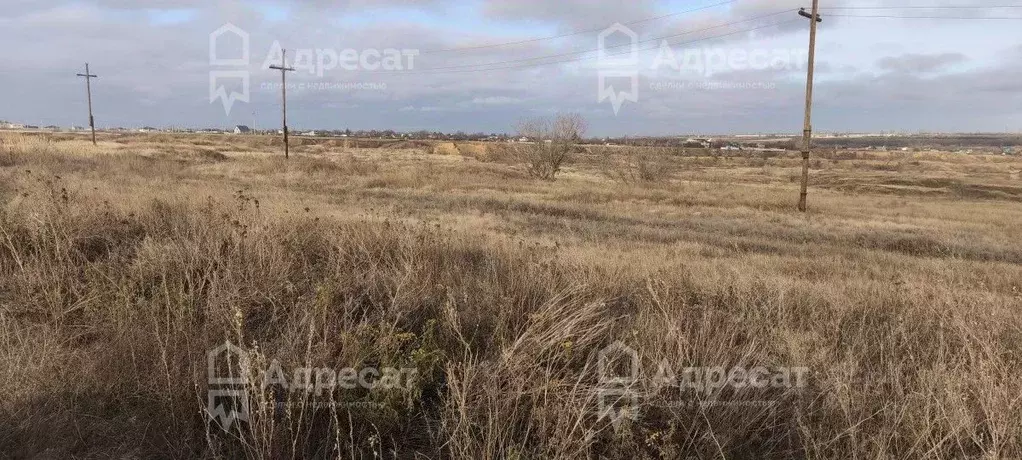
left=821, top=5, right=1022, bottom=9
left=358, top=4, right=1021, bottom=75
left=828, top=14, right=1022, bottom=19
left=419, top=3, right=1022, bottom=55
left=375, top=19, right=800, bottom=75
left=376, top=10, right=797, bottom=75
left=414, top=9, right=795, bottom=72
left=365, top=5, right=1022, bottom=76
left=261, top=10, right=1022, bottom=78
left=420, top=0, right=740, bottom=54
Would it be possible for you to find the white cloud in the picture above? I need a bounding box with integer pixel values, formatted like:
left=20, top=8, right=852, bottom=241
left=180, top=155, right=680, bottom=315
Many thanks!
left=471, top=96, right=522, bottom=105
left=2, top=0, right=1021, bottom=134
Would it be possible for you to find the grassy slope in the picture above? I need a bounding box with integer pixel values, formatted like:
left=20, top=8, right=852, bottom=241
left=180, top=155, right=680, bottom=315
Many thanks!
left=1, top=132, right=1021, bottom=458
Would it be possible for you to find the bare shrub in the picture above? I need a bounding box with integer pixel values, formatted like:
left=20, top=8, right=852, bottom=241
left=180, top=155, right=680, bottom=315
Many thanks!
left=515, top=113, right=587, bottom=180
left=599, top=148, right=675, bottom=183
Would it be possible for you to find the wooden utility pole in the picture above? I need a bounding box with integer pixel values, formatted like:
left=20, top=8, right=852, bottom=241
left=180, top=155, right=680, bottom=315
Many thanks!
left=797, top=3, right=822, bottom=212
left=76, top=63, right=98, bottom=145
left=269, top=49, right=296, bottom=159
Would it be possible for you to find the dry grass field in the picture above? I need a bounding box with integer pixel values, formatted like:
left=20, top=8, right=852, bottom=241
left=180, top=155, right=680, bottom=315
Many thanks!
left=2, top=131, right=1022, bottom=458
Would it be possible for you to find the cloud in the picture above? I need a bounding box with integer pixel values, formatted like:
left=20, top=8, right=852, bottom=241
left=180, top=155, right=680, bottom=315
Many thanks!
left=472, top=96, right=522, bottom=105
left=876, top=52, right=968, bottom=74
left=480, top=0, right=659, bottom=30
left=1, top=0, right=1020, bottom=135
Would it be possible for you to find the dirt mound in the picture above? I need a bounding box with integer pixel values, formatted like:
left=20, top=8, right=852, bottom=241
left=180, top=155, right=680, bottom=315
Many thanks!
left=431, top=142, right=459, bottom=155
left=454, top=142, right=486, bottom=157
left=388, top=140, right=433, bottom=150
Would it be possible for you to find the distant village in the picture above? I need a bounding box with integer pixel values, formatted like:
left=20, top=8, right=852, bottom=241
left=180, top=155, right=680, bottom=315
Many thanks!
left=1, top=120, right=1018, bottom=155
left=1, top=120, right=514, bottom=142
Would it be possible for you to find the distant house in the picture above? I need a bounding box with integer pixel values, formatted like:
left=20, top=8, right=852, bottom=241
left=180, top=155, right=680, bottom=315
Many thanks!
left=685, top=138, right=712, bottom=148
left=234, top=125, right=252, bottom=134
left=302, top=131, right=318, bottom=137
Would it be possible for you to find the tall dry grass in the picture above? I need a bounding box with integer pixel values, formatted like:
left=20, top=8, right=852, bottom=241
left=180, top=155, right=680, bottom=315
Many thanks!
left=1, top=132, right=1021, bottom=458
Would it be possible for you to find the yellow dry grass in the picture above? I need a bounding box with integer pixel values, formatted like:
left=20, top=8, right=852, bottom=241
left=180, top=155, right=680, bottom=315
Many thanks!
left=1, top=131, right=1022, bottom=458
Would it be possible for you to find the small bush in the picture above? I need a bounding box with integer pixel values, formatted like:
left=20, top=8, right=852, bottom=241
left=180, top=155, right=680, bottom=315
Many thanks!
left=600, top=149, right=675, bottom=184
left=514, top=114, right=586, bottom=180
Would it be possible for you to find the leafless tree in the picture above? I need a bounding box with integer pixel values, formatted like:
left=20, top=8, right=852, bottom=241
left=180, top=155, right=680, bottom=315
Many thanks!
left=515, top=113, right=587, bottom=180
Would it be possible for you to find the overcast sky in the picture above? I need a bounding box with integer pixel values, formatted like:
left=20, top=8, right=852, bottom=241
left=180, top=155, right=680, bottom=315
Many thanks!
left=2, top=0, right=1021, bottom=136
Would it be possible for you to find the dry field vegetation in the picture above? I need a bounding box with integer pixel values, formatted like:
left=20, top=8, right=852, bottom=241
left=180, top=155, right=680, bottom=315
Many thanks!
left=1, top=131, right=1022, bottom=459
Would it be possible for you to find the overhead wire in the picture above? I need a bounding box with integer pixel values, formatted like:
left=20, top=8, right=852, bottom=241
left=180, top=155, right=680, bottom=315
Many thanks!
left=375, top=10, right=799, bottom=74
left=346, top=5, right=1022, bottom=76
left=828, top=14, right=1022, bottom=19
left=419, top=0, right=740, bottom=54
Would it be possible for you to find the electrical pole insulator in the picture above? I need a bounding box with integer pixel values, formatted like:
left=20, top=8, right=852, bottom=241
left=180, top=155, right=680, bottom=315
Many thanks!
left=799, top=8, right=823, bottom=22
